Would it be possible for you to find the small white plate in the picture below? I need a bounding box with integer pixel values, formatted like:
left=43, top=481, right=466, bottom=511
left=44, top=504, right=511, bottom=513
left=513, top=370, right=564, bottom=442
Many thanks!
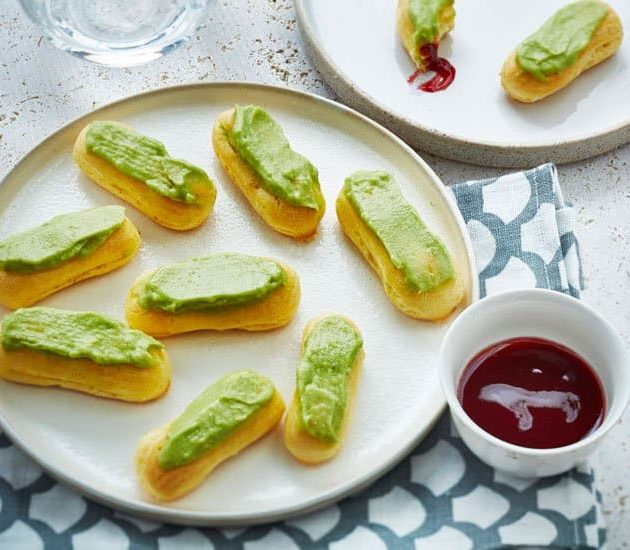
left=296, top=0, right=630, bottom=167
left=0, top=83, right=477, bottom=525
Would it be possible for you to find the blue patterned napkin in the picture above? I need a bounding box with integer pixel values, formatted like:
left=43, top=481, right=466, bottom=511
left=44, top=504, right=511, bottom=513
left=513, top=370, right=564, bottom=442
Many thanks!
left=0, top=164, right=604, bottom=549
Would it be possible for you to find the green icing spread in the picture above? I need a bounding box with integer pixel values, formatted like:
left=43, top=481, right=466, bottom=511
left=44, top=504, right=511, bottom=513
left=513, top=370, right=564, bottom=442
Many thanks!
left=159, top=369, right=274, bottom=469
left=343, top=170, right=454, bottom=292
left=1, top=307, right=162, bottom=368
left=227, top=105, right=321, bottom=210
left=409, top=0, right=453, bottom=46
left=516, top=1, right=607, bottom=80
left=297, top=316, right=362, bottom=442
left=86, top=121, right=212, bottom=204
left=138, top=253, right=286, bottom=313
left=0, top=205, right=125, bottom=274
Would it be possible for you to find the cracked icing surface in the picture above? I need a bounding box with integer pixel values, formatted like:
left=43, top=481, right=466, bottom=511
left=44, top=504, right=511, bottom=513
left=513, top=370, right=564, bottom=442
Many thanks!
left=0, top=0, right=629, bottom=545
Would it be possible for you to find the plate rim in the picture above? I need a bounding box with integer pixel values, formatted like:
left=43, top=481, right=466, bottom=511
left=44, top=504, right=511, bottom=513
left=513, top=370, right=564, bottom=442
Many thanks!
left=0, top=81, right=479, bottom=526
left=294, top=0, right=630, bottom=168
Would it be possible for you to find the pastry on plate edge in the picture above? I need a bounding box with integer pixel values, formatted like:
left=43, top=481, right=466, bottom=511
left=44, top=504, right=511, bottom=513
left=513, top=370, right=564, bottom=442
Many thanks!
left=336, top=170, right=464, bottom=321
left=0, top=307, right=170, bottom=402
left=0, top=205, right=140, bottom=309
left=501, top=1, right=623, bottom=103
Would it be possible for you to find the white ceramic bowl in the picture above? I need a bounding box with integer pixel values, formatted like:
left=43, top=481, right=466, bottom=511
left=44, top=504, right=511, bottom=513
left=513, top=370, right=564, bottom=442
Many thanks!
left=438, top=289, right=630, bottom=477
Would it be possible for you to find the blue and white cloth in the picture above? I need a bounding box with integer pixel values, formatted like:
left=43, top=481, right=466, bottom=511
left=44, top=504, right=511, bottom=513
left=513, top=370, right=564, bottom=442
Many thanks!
left=0, top=163, right=604, bottom=549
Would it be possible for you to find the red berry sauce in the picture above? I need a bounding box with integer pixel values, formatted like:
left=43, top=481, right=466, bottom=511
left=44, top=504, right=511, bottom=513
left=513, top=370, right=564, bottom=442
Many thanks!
left=407, top=43, right=456, bottom=93
left=457, top=337, right=605, bottom=449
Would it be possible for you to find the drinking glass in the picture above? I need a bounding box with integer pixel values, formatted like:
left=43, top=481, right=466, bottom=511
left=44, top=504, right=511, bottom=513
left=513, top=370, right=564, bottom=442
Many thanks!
left=19, top=0, right=210, bottom=67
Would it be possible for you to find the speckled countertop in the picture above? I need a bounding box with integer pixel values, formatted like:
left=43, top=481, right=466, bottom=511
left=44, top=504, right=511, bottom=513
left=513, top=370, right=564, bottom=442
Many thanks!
left=1, top=0, right=629, bottom=546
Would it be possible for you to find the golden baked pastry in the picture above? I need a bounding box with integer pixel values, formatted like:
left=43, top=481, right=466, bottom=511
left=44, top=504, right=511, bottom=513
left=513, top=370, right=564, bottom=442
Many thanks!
left=125, top=253, right=300, bottom=337
left=136, top=370, right=285, bottom=501
left=73, top=121, right=216, bottom=230
left=0, top=307, right=170, bottom=402
left=284, top=315, right=364, bottom=464
left=0, top=206, right=140, bottom=309
left=501, top=1, right=623, bottom=103
left=397, top=0, right=455, bottom=70
left=336, top=170, right=464, bottom=321
left=212, top=106, right=325, bottom=239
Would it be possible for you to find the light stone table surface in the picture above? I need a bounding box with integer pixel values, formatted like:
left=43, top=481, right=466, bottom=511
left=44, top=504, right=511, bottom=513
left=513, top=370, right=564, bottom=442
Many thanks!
left=1, top=1, right=629, bottom=546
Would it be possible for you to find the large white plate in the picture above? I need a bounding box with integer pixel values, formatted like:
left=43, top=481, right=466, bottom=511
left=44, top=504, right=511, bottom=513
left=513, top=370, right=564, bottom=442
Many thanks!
left=0, top=83, right=477, bottom=526
left=296, top=0, right=630, bottom=167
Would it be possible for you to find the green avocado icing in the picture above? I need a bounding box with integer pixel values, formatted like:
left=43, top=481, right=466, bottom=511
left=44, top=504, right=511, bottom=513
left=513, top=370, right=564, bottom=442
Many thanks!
left=159, top=370, right=274, bottom=469
left=408, top=0, right=453, bottom=46
left=516, top=1, right=607, bottom=80
left=227, top=105, right=321, bottom=210
left=297, top=316, right=363, bottom=442
left=1, top=307, right=162, bottom=368
left=86, top=121, right=212, bottom=204
left=343, top=170, right=454, bottom=292
left=0, top=205, right=125, bottom=274
left=138, top=253, right=286, bottom=313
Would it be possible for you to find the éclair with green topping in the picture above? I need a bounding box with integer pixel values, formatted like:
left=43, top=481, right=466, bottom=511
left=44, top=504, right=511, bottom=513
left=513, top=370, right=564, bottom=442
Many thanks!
left=227, top=105, right=321, bottom=210
left=284, top=315, right=364, bottom=464
left=138, top=253, right=286, bottom=313
left=0, top=307, right=170, bottom=402
left=516, top=1, right=608, bottom=80
left=409, top=0, right=454, bottom=47
left=343, top=170, right=454, bottom=292
left=336, top=170, right=464, bottom=320
left=135, top=370, right=285, bottom=501
left=74, top=121, right=217, bottom=230
left=86, top=122, right=208, bottom=204
left=158, top=370, right=275, bottom=469
left=125, top=253, right=301, bottom=337
left=398, top=0, right=456, bottom=69
left=1, top=307, right=162, bottom=368
left=297, top=316, right=363, bottom=442
left=501, top=1, right=622, bottom=103
left=0, top=206, right=140, bottom=310
left=212, top=106, right=325, bottom=239
left=0, top=205, right=125, bottom=274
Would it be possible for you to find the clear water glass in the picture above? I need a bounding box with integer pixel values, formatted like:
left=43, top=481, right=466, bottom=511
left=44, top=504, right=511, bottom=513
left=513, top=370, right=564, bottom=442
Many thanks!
left=19, top=0, right=210, bottom=67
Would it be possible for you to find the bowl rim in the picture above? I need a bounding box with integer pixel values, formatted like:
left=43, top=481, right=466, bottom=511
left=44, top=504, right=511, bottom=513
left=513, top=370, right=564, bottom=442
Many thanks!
left=438, top=288, right=630, bottom=457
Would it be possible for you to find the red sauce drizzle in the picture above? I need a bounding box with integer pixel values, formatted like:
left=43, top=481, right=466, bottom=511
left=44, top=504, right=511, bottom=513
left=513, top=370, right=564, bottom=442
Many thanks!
left=457, top=337, right=605, bottom=449
left=407, top=43, right=456, bottom=93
